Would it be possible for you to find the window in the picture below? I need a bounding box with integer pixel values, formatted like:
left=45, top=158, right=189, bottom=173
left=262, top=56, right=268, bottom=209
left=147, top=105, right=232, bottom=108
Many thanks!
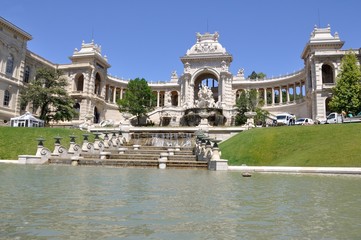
left=6, top=54, right=14, bottom=75
left=3, top=90, right=10, bottom=106
left=94, top=73, right=101, bottom=95
left=23, top=66, right=30, bottom=83
left=76, top=75, right=84, bottom=91
left=322, top=64, right=334, bottom=84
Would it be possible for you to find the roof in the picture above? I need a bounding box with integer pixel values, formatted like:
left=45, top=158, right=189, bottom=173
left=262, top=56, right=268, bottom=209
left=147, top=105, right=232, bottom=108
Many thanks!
left=0, top=17, right=32, bottom=41
left=301, top=25, right=344, bottom=59
left=181, top=32, right=233, bottom=62
left=10, top=111, right=44, bottom=122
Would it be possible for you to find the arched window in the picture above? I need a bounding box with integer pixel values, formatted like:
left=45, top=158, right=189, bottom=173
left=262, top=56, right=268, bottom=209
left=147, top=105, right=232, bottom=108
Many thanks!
left=94, top=73, right=101, bottom=95
left=171, top=91, right=178, bottom=106
left=322, top=64, right=334, bottom=84
left=6, top=54, right=14, bottom=75
left=194, top=73, right=219, bottom=103
left=23, top=66, right=30, bottom=83
left=76, top=75, right=84, bottom=91
left=3, top=90, right=10, bottom=106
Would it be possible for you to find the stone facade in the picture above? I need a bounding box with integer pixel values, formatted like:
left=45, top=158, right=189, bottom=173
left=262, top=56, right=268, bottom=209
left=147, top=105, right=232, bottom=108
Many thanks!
left=1, top=17, right=360, bottom=127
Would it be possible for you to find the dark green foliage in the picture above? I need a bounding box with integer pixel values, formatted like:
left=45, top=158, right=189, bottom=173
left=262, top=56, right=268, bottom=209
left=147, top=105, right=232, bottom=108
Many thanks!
left=248, top=71, right=266, bottom=79
left=117, top=78, right=156, bottom=125
left=329, top=52, right=361, bottom=115
left=20, top=68, right=77, bottom=125
left=235, top=89, right=269, bottom=125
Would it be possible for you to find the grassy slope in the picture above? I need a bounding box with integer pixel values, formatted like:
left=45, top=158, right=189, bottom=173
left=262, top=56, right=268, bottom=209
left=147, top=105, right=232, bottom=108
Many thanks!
left=1, top=124, right=361, bottom=166
left=0, top=127, right=94, bottom=160
left=220, top=124, right=361, bottom=167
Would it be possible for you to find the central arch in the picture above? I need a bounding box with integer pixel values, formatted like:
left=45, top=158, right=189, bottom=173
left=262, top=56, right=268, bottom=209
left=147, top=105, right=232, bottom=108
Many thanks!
left=193, top=72, right=219, bottom=103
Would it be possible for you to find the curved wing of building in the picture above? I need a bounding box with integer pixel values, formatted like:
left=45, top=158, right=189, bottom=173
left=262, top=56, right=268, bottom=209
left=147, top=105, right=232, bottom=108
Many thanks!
left=0, top=17, right=358, bottom=127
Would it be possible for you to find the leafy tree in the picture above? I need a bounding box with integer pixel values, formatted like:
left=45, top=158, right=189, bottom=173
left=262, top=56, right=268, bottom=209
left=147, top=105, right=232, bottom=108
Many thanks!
left=248, top=71, right=266, bottom=79
left=329, top=52, right=361, bottom=115
left=20, top=68, right=77, bottom=125
left=235, top=89, right=269, bottom=125
left=117, top=78, right=156, bottom=125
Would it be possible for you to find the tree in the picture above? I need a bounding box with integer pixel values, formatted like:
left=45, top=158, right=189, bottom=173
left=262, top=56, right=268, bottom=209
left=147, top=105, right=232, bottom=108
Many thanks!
left=20, top=68, right=77, bottom=125
left=235, top=89, right=269, bottom=126
left=248, top=71, right=266, bottom=79
left=117, top=78, right=156, bottom=125
left=329, top=52, right=361, bottom=115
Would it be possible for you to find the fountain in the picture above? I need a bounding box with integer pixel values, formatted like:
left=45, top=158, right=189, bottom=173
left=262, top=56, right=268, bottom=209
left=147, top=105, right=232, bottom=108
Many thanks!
left=181, top=85, right=225, bottom=127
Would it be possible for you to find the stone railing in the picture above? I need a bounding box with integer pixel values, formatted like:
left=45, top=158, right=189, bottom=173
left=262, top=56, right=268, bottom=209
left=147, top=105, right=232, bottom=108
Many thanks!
left=194, top=132, right=228, bottom=170
left=18, top=132, right=127, bottom=165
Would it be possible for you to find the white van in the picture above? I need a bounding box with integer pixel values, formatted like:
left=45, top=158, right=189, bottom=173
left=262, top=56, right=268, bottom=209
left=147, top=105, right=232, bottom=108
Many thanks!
left=275, top=113, right=296, bottom=126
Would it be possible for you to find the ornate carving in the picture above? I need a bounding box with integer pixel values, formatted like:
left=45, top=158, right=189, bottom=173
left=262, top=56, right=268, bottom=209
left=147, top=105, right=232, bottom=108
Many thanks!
left=184, top=62, right=191, bottom=72
left=237, top=68, right=245, bottom=78
left=195, top=85, right=215, bottom=108
left=194, top=43, right=217, bottom=53
left=221, top=60, right=228, bottom=71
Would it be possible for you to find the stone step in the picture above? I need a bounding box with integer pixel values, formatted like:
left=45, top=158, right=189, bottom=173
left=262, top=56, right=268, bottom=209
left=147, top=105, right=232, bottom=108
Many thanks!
left=79, top=152, right=196, bottom=159
left=48, top=158, right=207, bottom=169
left=168, top=155, right=197, bottom=161
left=108, top=154, right=160, bottom=160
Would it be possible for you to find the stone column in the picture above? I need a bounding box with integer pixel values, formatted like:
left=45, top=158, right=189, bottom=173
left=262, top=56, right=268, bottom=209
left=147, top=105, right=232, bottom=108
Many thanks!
left=157, top=91, right=160, bottom=107
left=264, top=88, right=267, bottom=106
left=279, top=86, right=283, bottom=104
left=272, top=88, right=275, bottom=106
left=293, top=84, right=296, bottom=103
left=113, top=87, right=117, bottom=103
left=177, top=92, right=180, bottom=107
left=120, top=88, right=123, bottom=99
left=287, top=86, right=290, bottom=103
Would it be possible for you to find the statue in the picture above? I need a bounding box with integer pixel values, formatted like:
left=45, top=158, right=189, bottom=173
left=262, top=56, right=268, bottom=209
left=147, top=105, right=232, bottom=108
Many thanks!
left=221, top=60, right=228, bottom=71
left=196, top=85, right=215, bottom=108
left=237, top=68, right=245, bottom=78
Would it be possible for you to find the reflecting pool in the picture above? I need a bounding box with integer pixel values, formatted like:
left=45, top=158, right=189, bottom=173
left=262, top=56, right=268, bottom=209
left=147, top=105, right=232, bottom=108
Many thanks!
left=1, top=164, right=361, bottom=239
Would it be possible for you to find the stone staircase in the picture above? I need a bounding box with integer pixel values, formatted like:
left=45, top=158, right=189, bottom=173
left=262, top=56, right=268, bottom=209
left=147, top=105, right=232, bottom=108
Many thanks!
left=48, top=145, right=208, bottom=169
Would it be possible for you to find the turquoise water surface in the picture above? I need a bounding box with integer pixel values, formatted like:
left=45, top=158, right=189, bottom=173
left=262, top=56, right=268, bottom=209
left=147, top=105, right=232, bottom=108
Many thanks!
left=1, top=164, right=361, bottom=239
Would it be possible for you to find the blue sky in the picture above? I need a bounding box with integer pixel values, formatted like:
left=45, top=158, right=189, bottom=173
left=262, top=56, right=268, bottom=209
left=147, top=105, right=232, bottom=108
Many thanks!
left=2, top=0, right=361, bottom=82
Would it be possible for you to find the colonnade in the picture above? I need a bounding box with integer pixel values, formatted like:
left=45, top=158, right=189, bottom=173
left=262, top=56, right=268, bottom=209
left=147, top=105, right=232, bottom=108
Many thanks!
left=236, top=81, right=306, bottom=106
left=105, top=85, right=125, bottom=104
left=154, top=90, right=180, bottom=107
left=103, top=85, right=180, bottom=107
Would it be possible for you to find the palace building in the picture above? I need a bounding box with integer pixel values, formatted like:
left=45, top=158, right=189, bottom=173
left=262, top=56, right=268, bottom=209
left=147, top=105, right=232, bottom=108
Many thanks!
left=0, top=16, right=359, bottom=127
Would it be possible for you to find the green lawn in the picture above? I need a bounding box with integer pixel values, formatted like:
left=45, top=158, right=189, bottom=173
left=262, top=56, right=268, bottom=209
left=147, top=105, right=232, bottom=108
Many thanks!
left=2, top=124, right=361, bottom=166
left=0, top=127, right=94, bottom=160
left=220, top=124, right=361, bottom=167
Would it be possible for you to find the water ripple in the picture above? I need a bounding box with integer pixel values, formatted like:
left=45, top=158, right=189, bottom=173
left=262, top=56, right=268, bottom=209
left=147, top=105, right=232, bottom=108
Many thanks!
left=1, top=165, right=361, bottom=239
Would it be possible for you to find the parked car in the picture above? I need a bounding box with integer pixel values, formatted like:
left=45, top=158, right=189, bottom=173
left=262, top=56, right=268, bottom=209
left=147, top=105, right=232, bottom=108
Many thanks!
left=295, top=118, right=314, bottom=125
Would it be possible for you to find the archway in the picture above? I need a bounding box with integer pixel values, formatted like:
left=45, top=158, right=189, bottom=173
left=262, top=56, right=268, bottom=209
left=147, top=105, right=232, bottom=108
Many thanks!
left=94, top=106, right=100, bottom=123
left=76, top=74, right=84, bottom=91
left=171, top=91, right=178, bottom=106
left=322, top=64, right=334, bottom=84
left=325, top=97, right=332, bottom=116
left=194, top=73, right=219, bottom=103
left=73, top=103, right=80, bottom=120
left=94, top=73, right=101, bottom=95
